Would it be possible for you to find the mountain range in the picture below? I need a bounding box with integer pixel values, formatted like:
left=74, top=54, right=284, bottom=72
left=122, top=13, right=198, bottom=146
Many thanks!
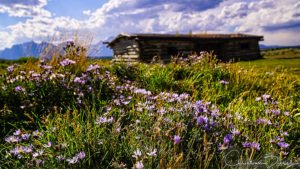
left=259, top=44, right=300, bottom=50
left=0, top=41, right=113, bottom=60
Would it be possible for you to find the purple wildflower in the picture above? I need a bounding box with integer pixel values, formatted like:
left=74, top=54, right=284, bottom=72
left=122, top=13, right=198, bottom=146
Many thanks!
left=10, top=146, right=23, bottom=156
left=121, top=100, right=130, bottom=105
left=10, top=145, right=32, bottom=157
left=278, top=142, right=289, bottom=148
left=43, top=142, right=52, bottom=148
left=271, top=109, right=281, bottom=115
left=134, top=89, right=151, bottom=96
left=223, top=134, right=233, bottom=145
left=32, top=152, right=39, bottom=158
left=19, top=71, right=26, bottom=75
left=14, top=86, right=25, bottom=92
left=194, top=100, right=204, bottom=113
left=107, top=117, right=114, bottom=123
left=211, top=108, right=220, bottom=117
left=43, top=65, right=52, bottom=69
left=95, top=116, right=114, bottom=124
left=158, top=108, right=166, bottom=115
left=7, top=65, right=14, bottom=72
left=219, top=80, right=229, bottom=85
left=60, top=59, right=76, bottom=67
left=147, top=149, right=157, bottom=157
left=262, top=94, right=271, bottom=103
left=262, top=94, right=271, bottom=100
left=276, top=136, right=284, bottom=142
left=197, top=115, right=208, bottom=125
left=38, top=149, right=44, bottom=155
left=32, top=149, right=44, bottom=158
left=132, top=149, right=142, bottom=159
left=242, top=142, right=251, bottom=148
left=74, top=77, right=85, bottom=84
left=281, top=131, right=289, bottom=136
left=35, top=159, right=44, bottom=166
left=174, top=135, right=181, bottom=144
left=179, top=93, right=190, bottom=100
left=256, top=118, right=271, bottom=125
left=135, top=161, right=144, bottom=169
left=5, top=136, right=20, bottom=143
left=23, top=145, right=33, bottom=153
left=95, top=116, right=106, bottom=124
left=21, top=134, right=31, bottom=140
left=226, top=114, right=233, bottom=118
left=136, top=119, right=141, bottom=125
left=86, top=64, right=100, bottom=71
left=66, top=156, right=78, bottom=165
left=76, top=151, right=86, bottom=159
left=231, top=128, right=240, bottom=136
left=31, top=73, right=40, bottom=78
left=13, top=129, right=21, bottom=136
left=243, top=142, right=260, bottom=150
left=57, top=155, right=65, bottom=161
left=251, top=142, right=260, bottom=151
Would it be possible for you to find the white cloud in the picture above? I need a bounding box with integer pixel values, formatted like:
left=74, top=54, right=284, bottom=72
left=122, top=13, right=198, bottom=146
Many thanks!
left=1, top=0, right=300, bottom=50
left=0, top=31, right=15, bottom=50
left=0, top=0, right=51, bottom=17
left=83, top=10, right=91, bottom=16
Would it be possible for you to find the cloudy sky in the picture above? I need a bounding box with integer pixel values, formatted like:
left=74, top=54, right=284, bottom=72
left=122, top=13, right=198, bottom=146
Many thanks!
left=0, top=0, right=300, bottom=50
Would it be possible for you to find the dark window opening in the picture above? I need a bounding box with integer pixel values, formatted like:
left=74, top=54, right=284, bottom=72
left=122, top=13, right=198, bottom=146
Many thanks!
left=240, top=43, right=250, bottom=50
left=167, top=47, right=178, bottom=56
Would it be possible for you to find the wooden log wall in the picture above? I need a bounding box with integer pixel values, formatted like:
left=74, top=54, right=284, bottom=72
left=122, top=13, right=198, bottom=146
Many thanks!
left=139, top=40, right=196, bottom=62
left=111, top=37, right=261, bottom=62
left=112, top=39, right=140, bottom=61
left=222, top=39, right=261, bottom=61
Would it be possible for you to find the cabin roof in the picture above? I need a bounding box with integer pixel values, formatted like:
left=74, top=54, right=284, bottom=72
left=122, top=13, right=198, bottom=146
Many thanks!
left=105, top=33, right=264, bottom=47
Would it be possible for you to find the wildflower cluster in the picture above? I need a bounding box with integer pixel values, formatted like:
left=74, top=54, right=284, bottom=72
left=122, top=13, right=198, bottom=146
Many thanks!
left=0, top=52, right=299, bottom=168
left=4, top=128, right=86, bottom=167
left=0, top=59, right=116, bottom=129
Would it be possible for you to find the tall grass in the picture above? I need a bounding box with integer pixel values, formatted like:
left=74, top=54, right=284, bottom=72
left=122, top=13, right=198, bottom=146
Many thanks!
left=0, top=51, right=299, bottom=168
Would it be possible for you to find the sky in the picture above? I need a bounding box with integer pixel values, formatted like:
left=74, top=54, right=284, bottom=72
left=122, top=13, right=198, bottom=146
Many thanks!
left=0, top=0, right=300, bottom=50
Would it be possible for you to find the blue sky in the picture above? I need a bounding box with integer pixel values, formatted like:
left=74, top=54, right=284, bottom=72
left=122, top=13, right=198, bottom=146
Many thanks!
left=0, top=0, right=300, bottom=50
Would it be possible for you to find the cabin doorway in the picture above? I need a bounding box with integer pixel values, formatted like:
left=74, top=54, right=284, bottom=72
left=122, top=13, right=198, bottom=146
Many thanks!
left=196, top=43, right=223, bottom=58
left=167, top=47, right=178, bottom=56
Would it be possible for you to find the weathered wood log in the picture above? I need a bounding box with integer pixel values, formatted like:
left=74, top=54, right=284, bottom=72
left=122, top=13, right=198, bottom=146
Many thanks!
left=106, top=33, right=263, bottom=62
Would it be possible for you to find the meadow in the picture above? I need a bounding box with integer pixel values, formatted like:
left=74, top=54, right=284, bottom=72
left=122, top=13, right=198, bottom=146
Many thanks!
left=0, top=47, right=299, bottom=168
left=236, top=48, right=300, bottom=77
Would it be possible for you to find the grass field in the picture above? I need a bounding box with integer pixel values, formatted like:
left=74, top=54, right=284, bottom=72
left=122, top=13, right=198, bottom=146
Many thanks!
left=0, top=49, right=299, bottom=168
left=235, top=48, right=300, bottom=77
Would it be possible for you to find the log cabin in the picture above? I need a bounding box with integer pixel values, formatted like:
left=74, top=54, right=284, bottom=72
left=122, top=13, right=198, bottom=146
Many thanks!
left=105, top=33, right=264, bottom=63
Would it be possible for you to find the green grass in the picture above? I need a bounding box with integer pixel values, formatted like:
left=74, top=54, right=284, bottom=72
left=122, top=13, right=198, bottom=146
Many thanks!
left=262, top=48, right=300, bottom=59
left=235, top=48, right=300, bottom=77
left=0, top=50, right=299, bottom=168
left=0, top=57, right=39, bottom=74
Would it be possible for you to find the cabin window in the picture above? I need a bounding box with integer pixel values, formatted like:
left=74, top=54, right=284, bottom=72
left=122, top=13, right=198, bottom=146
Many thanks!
left=240, top=43, right=250, bottom=50
left=167, top=47, right=178, bottom=56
